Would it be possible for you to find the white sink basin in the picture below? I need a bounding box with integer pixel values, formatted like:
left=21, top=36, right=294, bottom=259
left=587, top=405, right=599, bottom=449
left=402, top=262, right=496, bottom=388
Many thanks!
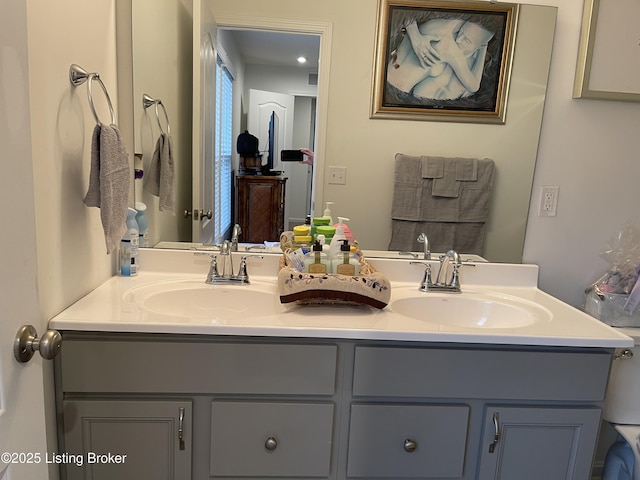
left=390, top=291, right=552, bottom=329
left=124, top=279, right=284, bottom=321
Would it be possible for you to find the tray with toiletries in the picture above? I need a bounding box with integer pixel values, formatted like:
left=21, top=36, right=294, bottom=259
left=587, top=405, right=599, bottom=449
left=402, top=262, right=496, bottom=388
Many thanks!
left=277, top=231, right=391, bottom=309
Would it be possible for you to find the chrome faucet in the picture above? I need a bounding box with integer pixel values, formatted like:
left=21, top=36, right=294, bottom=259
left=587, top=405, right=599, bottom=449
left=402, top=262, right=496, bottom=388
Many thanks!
left=417, top=232, right=430, bottom=260
left=204, top=240, right=262, bottom=284
left=231, top=224, right=242, bottom=252
left=411, top=249, right=465, bottom=293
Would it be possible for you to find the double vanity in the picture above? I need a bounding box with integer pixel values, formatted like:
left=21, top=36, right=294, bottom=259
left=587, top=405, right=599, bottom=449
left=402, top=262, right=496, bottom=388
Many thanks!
left=50, top=248, right=632, bottom=479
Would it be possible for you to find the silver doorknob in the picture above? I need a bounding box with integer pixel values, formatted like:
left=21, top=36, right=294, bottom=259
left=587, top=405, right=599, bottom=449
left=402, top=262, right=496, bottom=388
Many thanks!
left=14, top=325, right=62, bottom=363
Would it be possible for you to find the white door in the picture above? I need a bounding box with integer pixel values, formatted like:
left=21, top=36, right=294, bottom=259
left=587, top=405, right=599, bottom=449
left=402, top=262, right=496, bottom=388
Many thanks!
left=192, top=0, right=218, bottom=243
left=248, top=89, right=297, bottom=228
left=0, top=2, right=49, bottom=475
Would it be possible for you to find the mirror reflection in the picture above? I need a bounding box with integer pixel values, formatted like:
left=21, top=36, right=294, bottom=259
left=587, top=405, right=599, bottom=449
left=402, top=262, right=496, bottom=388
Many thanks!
left=124, top=1, right=557, bottom=264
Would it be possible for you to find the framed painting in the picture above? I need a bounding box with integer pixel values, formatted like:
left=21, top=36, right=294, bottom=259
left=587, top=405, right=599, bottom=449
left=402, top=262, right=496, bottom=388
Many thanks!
left=573, top=0, right=640, bottom=102
left=371, top=0, right=519, bottom=124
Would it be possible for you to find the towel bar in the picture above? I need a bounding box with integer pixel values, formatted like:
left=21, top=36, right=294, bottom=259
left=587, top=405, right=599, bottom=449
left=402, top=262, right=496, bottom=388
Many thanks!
left=69, top=64, right=116, bottom=126
left=143, top=93, right=171, bottom=136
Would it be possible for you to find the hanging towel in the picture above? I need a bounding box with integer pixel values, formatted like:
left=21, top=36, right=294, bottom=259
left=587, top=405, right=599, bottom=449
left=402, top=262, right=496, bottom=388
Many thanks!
left=421, top=156, right=478, bottom=198
left=144, top=133, right=175, bottom=215
left=83, top=124, right=130, bottom=254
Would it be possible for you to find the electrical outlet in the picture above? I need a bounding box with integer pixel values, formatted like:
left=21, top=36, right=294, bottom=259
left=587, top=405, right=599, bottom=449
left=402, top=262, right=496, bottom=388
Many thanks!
left=538, top=186, right=559, bottom=216
left=328, top=166, right=347, bottom=185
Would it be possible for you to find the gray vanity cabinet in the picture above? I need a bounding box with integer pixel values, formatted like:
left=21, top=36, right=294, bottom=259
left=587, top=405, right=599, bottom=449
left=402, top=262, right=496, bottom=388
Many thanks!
left=55, top=333, right=612, bottom=480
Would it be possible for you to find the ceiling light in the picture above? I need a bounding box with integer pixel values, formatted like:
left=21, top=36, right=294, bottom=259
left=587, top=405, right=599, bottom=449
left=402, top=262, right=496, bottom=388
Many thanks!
left=297, top=56, right=307, bottom=64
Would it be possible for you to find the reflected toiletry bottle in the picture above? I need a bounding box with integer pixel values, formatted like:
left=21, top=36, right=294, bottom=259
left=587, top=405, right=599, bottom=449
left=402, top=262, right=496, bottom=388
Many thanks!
left=304, top=241, right=331, bottom=274
left=120, top=208, right=139, bottom=276
left=329, top=217, right=348, bottom=260
left=135, top=202, right=149, bottom=248
left=323, top=201, right=334, bottom=225
left=333, top=239, right=360, bottom=276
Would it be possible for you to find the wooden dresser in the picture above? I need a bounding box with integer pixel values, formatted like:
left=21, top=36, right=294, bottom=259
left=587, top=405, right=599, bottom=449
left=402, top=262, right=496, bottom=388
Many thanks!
left=236, top=175, right=287, bottom=243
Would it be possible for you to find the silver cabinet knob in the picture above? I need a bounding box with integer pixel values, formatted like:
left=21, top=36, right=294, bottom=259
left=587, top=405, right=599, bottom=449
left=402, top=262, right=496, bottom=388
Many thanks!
left=14, top=325, right=62, bottom=363
left=403, top=438, right=417, bottom=453
left=264, top=436, right=278, bottom=451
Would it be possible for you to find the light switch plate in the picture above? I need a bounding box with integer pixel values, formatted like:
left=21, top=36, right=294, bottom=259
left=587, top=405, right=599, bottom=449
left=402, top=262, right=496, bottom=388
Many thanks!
left=328, top=166, right=347, bottom=185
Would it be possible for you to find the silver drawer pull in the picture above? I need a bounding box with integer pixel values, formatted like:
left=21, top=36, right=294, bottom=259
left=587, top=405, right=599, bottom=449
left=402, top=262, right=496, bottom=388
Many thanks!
left=265, top=436, right=278, bottom=451
left=178, top=407, right=185, bottom=451
left=403, top=439, right=417, bottom=453
left=489, top=412, right=500, bottom=453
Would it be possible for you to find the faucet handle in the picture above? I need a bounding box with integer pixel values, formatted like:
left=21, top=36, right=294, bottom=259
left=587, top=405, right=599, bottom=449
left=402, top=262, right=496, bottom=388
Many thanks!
left=236, top=255, right=264, bottom=283
left=410, top=261, right=433, bottom=292
left=205, top=256, right=220, bottom=283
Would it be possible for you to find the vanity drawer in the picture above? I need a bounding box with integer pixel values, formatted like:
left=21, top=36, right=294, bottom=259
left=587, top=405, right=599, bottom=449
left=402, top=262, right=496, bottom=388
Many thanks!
left=352, top=346, right=611, bottom=401
left=347, top=403, right=469, bottom=478
left=210, top=401, right=334, bottom=477
left=59, top=339, right=337, bottom=395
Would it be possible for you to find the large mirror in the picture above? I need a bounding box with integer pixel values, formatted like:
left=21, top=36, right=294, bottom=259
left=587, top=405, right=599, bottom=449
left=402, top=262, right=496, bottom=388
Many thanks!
left=121, top=0, right=557, bottom=263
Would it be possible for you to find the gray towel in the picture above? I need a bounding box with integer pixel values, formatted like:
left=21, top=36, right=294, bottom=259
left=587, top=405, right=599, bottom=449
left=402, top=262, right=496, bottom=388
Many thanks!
left=421, top=156, right=478, bottom=198
left=144, top=133, right=175, bottom=215
left=388, top=220, right=486, bottom=255
left=83, top=124, right=130, bottom=254
left=391, top=153, right=494, bottom=222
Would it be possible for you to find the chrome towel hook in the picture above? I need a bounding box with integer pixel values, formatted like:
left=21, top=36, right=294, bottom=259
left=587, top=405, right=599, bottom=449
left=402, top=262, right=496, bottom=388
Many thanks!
left=143, top=93, right=171, bottom=136
left=69, top=64, right=116, bottom=126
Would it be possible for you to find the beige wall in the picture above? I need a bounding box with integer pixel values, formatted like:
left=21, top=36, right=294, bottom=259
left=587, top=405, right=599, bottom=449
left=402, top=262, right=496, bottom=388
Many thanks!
left=26, top=0, right=119, bottom=321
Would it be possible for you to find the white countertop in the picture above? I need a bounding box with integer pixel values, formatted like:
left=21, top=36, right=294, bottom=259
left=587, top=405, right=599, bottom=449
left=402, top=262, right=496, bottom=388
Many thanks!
left=49, top=249, right=633, bottom=348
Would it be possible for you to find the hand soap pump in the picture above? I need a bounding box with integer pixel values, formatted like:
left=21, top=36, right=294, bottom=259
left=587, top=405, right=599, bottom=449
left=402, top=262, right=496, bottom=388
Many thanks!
left=322, top=201, right=334, bottom=224
left=329, top=217, right=349, bottom=260
left=304, top=240, right=331, bottom=274
left=334, top=239, right=359, bottom=275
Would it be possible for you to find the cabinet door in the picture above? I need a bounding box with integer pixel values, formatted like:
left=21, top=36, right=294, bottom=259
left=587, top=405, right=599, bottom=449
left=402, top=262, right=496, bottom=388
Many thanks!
left=477, top=406, right=601, bottom=480
left=236, top=176, right=286, bottom=243
left=62, top=399, right=191, bottom=480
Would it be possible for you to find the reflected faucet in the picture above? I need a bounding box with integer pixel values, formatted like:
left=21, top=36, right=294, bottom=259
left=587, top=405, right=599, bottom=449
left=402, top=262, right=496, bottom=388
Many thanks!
left=417, top=233, right=430, bottom=260
left=231, top=224, right=242, bottom=252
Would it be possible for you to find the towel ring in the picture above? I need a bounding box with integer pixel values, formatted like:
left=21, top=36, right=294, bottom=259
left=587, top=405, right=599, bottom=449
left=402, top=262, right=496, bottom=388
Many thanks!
left=142, top=93, right=171, bottom=136
left=69, top=64, right=116, bottom=126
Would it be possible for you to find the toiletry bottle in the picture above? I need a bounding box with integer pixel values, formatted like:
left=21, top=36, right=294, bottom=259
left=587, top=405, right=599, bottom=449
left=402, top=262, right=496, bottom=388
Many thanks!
left=304, top=241, right=330, bottom=274
left=120, top=208, right=139, bottom=276
left=329, top=217, right=348, bottom=260
left=135, top=202, right=149, bottom=248
left=322, top=201, right=334, bottom=225
left=334, top=239, right=359, bottom=275
left=316, top=225, right=336, bottom=245
left=333, top=216, right=355, bottom=244
left=311, top=216, right=330, bottom=241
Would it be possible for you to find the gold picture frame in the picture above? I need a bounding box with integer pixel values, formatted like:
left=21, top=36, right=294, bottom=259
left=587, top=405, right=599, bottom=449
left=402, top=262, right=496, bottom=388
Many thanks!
left=573, top=0, right=640, bottom=102
left=371, top=0, right=519, bottom=124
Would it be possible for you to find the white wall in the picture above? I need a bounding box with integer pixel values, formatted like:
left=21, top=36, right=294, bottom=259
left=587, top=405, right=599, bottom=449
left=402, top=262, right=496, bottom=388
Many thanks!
left=132, top=0, right=193, bottom=245
left=522, top=0, right=640, bottom=308
left=26, top=0, right=119, bottom=325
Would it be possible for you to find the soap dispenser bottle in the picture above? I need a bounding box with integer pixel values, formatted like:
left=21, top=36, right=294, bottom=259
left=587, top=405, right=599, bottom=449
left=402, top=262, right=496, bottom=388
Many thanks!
left=304, top=241, right=331, bottom=274
left=120, top=208, right=139, bottom=276
left=334, top=239, right=359, bottom=275
left=322, top=201, right=334, bottom=224
left=329, top=217, right=349, bottom=260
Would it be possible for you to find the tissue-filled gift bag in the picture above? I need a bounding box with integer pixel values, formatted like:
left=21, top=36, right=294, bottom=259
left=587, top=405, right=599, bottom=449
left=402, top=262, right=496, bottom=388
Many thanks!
left=584, top=285, right=640, bottom=327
